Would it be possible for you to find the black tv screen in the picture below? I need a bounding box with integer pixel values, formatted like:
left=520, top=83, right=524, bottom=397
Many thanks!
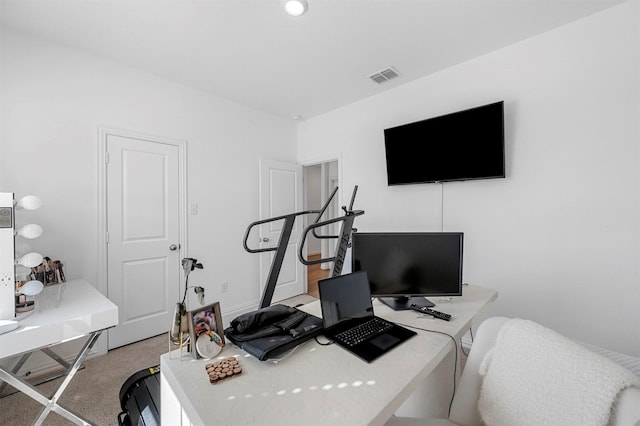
left=351, top=232, right=463, bottom=310
left=384, top=101, right=505, bottom=185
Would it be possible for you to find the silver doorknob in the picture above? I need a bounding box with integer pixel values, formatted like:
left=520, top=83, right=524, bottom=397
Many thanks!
left=169, top=244, right=178, bottom=251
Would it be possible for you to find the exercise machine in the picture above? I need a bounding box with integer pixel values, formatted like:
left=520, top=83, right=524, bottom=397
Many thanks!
left=298, top=185, right=364, bottom=277
left=243, top=185, right=363, bottom=308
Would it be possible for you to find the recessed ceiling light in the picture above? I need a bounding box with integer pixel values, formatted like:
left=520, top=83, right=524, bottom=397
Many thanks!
left=292, top=115, right=304, bottom=121
left=284, top=0, right=308, bottom=17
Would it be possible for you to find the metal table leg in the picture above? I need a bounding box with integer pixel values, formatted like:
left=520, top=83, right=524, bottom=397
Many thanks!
left=0, top=352, right=32, bottom=396
left=0, top=330, right=103, bottom=426
left=41, top=347, right=73, bottom=370
left=0, top=346, right=81, bottom=398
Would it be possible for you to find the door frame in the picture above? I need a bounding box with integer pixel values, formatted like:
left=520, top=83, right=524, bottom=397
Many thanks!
left=97, top=126, right=188, bottom=354
left=301, top=152, right=343, bottom=210
left=300, top=153, right=343, bottom=271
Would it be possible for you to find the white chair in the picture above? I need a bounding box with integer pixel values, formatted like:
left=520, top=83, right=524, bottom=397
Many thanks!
left=387, top=316, right=640, bottom=426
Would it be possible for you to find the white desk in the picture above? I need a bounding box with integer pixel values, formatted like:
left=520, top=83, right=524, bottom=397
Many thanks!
left=0, top=279, right=118, bottom=425
left=161, top=285, right=497, bottom=426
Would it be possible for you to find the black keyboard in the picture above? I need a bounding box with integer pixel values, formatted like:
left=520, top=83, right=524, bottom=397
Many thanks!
left=336, top=317, right=393, bottom=347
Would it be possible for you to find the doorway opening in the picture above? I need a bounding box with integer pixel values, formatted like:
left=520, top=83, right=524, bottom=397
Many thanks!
left=302, top=159, right=339, bottom=298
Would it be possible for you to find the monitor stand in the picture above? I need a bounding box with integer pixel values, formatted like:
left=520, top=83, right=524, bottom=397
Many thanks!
left=377, top=296, right=435, bottom=311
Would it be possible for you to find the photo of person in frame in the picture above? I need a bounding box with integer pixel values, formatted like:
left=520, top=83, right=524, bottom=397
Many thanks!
left=193, top=308, right=217, bottom=338
left=188, top=302, right=225, bottom=359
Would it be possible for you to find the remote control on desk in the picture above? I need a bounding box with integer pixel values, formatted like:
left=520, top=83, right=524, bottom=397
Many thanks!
left=410, top=304, right=452, bottom=321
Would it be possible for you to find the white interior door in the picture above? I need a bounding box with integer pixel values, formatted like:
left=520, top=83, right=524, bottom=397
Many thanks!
left=106, top=134, right=182, bottom=349
left=259, top=159, right=305, bottom=303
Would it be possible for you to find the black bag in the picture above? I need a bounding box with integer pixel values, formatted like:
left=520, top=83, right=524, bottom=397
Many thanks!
left=117, top=365, right=161, bottom=426
left=224, top=304, right=323, bottom=361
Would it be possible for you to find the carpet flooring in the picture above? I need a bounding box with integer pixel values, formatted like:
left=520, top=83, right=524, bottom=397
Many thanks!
left=0, top=333, right=167, bottom=426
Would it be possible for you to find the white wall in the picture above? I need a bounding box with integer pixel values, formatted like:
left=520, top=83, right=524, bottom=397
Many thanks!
left=0, top=29, right=297, bottom=319
left=298, top=2, right=640, bottom=355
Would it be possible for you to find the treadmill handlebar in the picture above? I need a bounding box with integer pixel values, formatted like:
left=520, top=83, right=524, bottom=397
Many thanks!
left=297, top=210, right=364, bottom=266
left=243, top=210, right=313, bottom=254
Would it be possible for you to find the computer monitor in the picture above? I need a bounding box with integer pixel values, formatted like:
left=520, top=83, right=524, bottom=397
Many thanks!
left=351, top=232, right=463, bottom=310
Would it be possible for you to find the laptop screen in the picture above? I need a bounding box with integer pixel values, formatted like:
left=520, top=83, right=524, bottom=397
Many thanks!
left=319, top=271, right=375, bottom=329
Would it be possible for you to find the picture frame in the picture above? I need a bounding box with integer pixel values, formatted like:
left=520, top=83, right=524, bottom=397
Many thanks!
left=187, top=302, right=225, bottom=360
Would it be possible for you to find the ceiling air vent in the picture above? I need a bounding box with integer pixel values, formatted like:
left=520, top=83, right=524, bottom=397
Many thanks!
left=368, top=67, right=400, bottom=84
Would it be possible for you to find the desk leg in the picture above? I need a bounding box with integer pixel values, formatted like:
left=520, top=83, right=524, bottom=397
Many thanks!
left=34, top=330, right=101, bottom=425
left=41, top=347, right=73, bottom=370
left=0, top=352, right=32, bottom=396
left=0, top=348, right=78, bottom=398
left=0, top=330, right=102, bottom=426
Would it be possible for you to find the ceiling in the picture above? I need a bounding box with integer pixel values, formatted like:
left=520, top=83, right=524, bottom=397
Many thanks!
left=0, top=0, right=625, bottom=120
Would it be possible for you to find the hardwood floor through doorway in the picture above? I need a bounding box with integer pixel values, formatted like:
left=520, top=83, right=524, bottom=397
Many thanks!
left=307, top=253, right=329, bottom=298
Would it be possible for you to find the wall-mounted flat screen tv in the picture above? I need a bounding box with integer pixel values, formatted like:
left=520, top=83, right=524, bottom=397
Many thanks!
left=384, top=101, right=505, bottom=185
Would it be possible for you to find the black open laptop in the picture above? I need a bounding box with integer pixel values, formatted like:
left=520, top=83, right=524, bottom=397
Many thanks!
left=318, top=271, right=417, bottom=363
